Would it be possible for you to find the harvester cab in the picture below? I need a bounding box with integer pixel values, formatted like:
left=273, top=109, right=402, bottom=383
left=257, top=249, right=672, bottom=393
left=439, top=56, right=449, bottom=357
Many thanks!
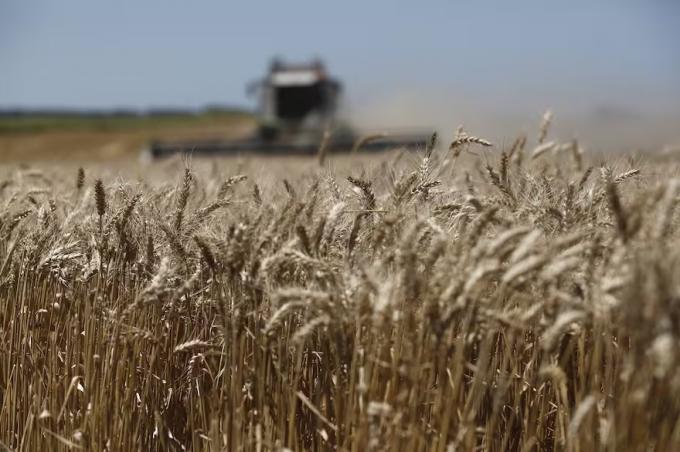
left=248, top=58, right=342, bottom=142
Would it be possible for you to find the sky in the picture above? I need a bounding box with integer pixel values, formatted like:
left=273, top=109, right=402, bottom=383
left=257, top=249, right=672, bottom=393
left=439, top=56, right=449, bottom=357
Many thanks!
left=2, top=0, right=679, bottom=147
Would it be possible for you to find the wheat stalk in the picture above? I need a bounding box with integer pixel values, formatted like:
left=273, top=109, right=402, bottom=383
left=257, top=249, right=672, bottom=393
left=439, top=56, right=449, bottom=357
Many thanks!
left=449, top=135, right=493, bottom=157
left=351, top=133, right=387, bottom=154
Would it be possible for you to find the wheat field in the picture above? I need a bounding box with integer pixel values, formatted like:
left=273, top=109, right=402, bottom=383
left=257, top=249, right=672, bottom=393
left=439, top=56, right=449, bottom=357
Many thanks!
left=1, top=123, right=680, bottom=451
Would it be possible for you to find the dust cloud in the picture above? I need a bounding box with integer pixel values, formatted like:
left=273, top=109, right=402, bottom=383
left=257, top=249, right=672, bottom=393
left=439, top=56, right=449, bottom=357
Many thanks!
left=344, top=90, right=680, bottom=152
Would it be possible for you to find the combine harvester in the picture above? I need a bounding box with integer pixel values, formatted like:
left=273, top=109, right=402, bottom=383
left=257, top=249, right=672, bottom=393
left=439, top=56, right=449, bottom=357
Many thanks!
left=146, top=59, right=432, bottom=158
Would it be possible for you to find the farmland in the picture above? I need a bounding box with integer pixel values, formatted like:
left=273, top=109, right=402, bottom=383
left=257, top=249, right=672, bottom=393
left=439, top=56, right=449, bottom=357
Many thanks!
left=0, top=110, right=252, bottom=162
left=1, top=122, right=679, bottom=451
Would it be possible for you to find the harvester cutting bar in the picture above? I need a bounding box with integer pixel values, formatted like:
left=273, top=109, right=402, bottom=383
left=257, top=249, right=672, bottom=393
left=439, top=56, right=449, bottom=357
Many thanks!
left=147, top=133, right=430, bottom=159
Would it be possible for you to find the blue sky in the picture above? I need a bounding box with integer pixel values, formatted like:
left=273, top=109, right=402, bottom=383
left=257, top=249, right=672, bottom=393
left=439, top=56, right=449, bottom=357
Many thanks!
left=1, top=1, right=679, bottom=146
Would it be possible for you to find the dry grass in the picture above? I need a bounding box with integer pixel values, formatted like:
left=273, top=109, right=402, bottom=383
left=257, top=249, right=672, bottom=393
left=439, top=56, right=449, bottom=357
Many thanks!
left=1, top=122, right=680, bottom=451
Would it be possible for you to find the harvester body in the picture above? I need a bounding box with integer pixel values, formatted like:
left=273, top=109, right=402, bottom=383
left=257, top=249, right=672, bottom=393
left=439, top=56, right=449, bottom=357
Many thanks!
left=251, top=58, right=341, bottom=142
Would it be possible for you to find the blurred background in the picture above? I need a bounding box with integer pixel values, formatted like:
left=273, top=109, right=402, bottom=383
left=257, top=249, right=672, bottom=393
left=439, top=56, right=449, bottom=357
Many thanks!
left=1, top=0, right=679, bottom=161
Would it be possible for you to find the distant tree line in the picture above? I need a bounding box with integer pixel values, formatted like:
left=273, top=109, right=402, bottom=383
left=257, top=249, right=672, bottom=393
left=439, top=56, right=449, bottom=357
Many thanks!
left=0, top=105, right=249, bottom=118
